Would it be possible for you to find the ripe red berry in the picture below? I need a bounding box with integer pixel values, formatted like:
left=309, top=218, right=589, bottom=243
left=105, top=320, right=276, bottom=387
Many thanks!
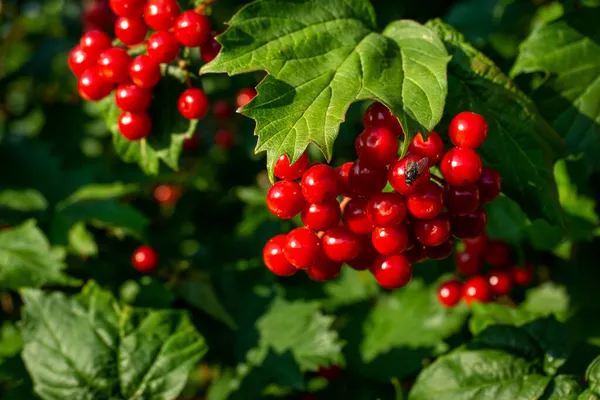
left=449, top=111, right=488, bottom=149
left=371, top=254, right=412, bottom=289
left=115, top=83, right=152, bottom=112
left=437, top=280, right=463, bottom=307
left=83, top=0, right=117, bottom=33
left=284, top=228, right=321, bottom=269
left=213, top=100, right=232, bottom=120
left=263, top=235, right=297, bottom=276
left=478, top=167, right=501, bottom=203
left=406, top=181, right=444, bottom=220
left=144, top=0, right=180, bottom=31
left=372, top=225, right=409, bottom=255
left=174, top=11, right=211, bottom=47
left=367, top=192, right=406, bottom=228
left=388, top=154, right=431, bottom=195
left=440, top=147, right=483, bottom=187
left=414, top=213, right=451, bottom=247
left=265, top=181, right=304, bottom=219
left=80, top=30, right=112, bottom=60
left=511, top=262, right=534, bottom=286
left=462, top=276, right=492, bottom=305
left=487, top=269, right=513, bottom=296
left=215, top=129, right=235, bottom=149
left=132, top=245, right=158, bottom=273
left=455, top=250, right=482, bottom=275
left=118, top=111, right=152, bottom=140
left=444, top=184, right=480, bottom=216
left=200, top=36, right=222, bottom=63
left=347, top=238, right=377, bottom=271
left=451, top=207, right=487, bottom=239
left=347, top=159, right=387, bottom=196
left=426, top=239, right=454, bottom=260
left=97, top=47, right=131, bottom=83
left=153, top=183, right=180, bottom=206
left=115, top=17, right=147, bottom=46
left=129, top=55, right=161, bottom=88
left=301, top=200, right=341, bottom=231
left=306, top=255, right=343, bottom=282
left=321, top=227, right=362, bottom=262
left=68, top=45, right=96, bottom=77
left=236, top=88, right=256, bottom=108
left=317, top=365, right=342, bottom=381
left=146, top=31, right=179, bottom=64
left=463, top=235, right=488, bottom=255
left=110, top=0, right=145, bottom=18
left=301, top=164, right=339, bottom=204
left=363, top=102, right=403, bottom=136
left=78, top=67, right=113, bottom=101
left=178, top=88, right=209, bottom=120
left=355, top=126, right=399, bottom=167
left=336, top=162, right=353, bottom=197
left=408, top=131, right=444, bottom=166
left=274, top=151, right=310, bottom=181
left=484, top=240, right=511, bottom=267
left=343, top=198, right=373, bottom=235
left=404, top=243, right=428, bottom=263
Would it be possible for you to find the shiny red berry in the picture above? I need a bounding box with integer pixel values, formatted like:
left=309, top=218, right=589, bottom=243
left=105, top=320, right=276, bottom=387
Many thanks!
left=348, top=159, right=387, bottom=196
left=178, top=88, right=209, bottom=120
left=274, top=152, right=310, bottom=181
left=371, top=254, right=412, bottom=289
left=301, top=164, right=339, bottom=204
left=236, top=88, right=256, bottom=108
left=343, top=198, right=373, bottom=235
left=200, top=35, right=221, bottom=62
left=487, top=269, right=513, bottom=296
left=462, top=276, right=492, bottom=305
left=263, top=235, right=296, bottom=276
left=115, top=82, right=152, bottom=112
left=153, top=184, right=180, bottom=206
left=367, top=192, right=406, bottom=228
left=215, top=129, right=235, bottom=149
left=451, top=208, right=487, bottom=239
left=426, top=239, right=454, bottom=260
left=408, top=131, right=444, bottom=166
left=322, top=227, right=362, bottom=262
left=455, top=251, right=482, bottom=275
left=414, top=213, right=451, bottom=247
left=118, top=111, right=152, bottom=140
left=404, top=243, right=428, bottom=263
left=440, top=147, right=483, bottom=187
left=484, top=240, right=511, bottom=267
left=132, top=245, right=158, bottom=273
left=266, top=181, right=304, bottom=219
left=444, top=184, right=480, bottom=216
left=406, top=181, right=444, bottom=220
left=355, top=126, right=399, bottom=167
left=347, top=238, right=377, bottom=271
left=115, top=17, right=147, bottom=46
left=174, top=11, right=211, bottom=47
left=284, top=228, right=321, bottom=269
left=129, top=55, right=161, bottom=88
left=363, top=102, right=402, bottom=136
left=78, top=67, right=113, bottom=101
left=144, top=0, right=180, bottom=31
left=68, top=45, right=96, bottom=77
left=463, top=235, right=488, bottom=255
left=372, top=225, right=409, bottom=255
left=301, top=200, right=341, bottom=231
left=437, top=279, right=463, bottom=307
left=478, top=167, right=501, bottom=203
left=97, top=47, right=131, bottom=83
left=336, top=162, right=353, bottom=197
left=306, top=256, right=343, bottom=282
left=449, top=111, right=488, bottom=149
left=388, top=154, right=431, bottom=195
left=110, top=0, right=145, bottom=18
left=80, top=30, right=112, bottom=60
left=146, top=31, right=179, bottom=64
left=511, top=262, right=534, bottom=286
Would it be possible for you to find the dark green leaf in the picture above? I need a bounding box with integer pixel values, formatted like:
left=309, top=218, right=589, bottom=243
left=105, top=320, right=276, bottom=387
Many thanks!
left=0, top=189, right=47, bottom=212
left=469, top=302, right=538, bottom=336
left=587, top=355, right=600, bottom=396
left=178, top=278, right=237, bottom=329
left=541, top=375, right=582, bottom=399
left=485, top=196, right=528, bottom=245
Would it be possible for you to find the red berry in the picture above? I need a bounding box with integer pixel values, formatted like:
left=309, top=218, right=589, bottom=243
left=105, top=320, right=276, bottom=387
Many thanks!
left=129, top=55, right=161, bottom=88
left=426, top=239, right=454, bottom=260
left=78, top=67, right=113, bottom=101
left=484, top=240, right=511, bottom=267
left=336, top=162, right=353, bottom=197
left=301, top=164, right=339, bottom=204
left=348, top=159, right=387, bottom=196
left=347, top=238, right=377, bottom=271
left=367, top=192, right=406, bottom=228
left=462, top=276, right=492, bottom=305
left=437, top=279, right=463, bottom=307
left=143, top=0, right=180, bottom=31
left=355, top=126, right=399, bottom=167
left=388, top=154, right=431, bottom=195
left=343, top=197, right=373, bottom=235
left=97, top=47, right=131, bottom=83
left=146, top=31, right=179, bottom=64
left=274, top=152, right=310, bottom=181
left=263, top=235, right=296, bottom=276
left=408, top=131, right=444, bottom=166
left=178, top=88, right=210, bottom=120
left=511, top=262, right=534, bottom=286
left=132, top=245, right=158, bottom=273
left=372, top=225, right=409, bottom=255
left=83, top=0, right=117, bottom=33
left=444, top=184, right=480, bottom=216
left=478, top=167, right=501, bottom=203
left=317, top=365, right=342, bottom=381
left=80, top=30, right=112, bottom=60
left=215, top=129, right=235, bottom=149
left=213, top=100, right=232, bottom=120
left=200, top=35, right=221, bottom=62
left=463, top=235, right=488, bottom=255
left=371, top=254, right=412, bottom=289
left=455, top=250, right=482, bottom=275
left=284, top=228, right=321, bottom=269
left=451, top=208, right=487, bottom=239
left=174, top=11, right=211, bottom=47
left=115, top=17, right=147, bottom=46
left=68, top=45, right=96, bottom=77
left=306, top=255, right=342, bottom=282
left=236, top=88, right=256, bottom=108
left=115, top=82, right=152, bottom=112
left=449, top=111, right=488, bottom=149
left=487, top=269, right=513, bottom=296
left=321, top=227, right=362, bottom=262
left=414, top=213, right=451, bottom=247
left=183, top=132, right=200, bottom=150
left=406, top=181, right=444, bottom=220
left=265, top=181, right=304, bottom=219
left=118, top=111, right=152, bottom=140
left=153, top=184, right=180, bottom=206
left=110, top=0, right=145, bottom=18
left=363, top=102, right=402, bottom=136
left=404, top=243, right=428, bottom=263
left=301, top=200, right=341, bottom=231
left=440, top=147, right=483, bottom=187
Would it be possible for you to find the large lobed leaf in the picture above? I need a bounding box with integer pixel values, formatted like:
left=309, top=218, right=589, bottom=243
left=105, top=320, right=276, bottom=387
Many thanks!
left=20, top=281, right=207, bottom=400
left=202, top=0, right=450, bottom=177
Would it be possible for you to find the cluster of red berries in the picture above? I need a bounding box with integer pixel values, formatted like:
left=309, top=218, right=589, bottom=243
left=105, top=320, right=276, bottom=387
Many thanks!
left=437, top=235, right=534, bottom=307
left=262, top=104, right=502, bottom=290
left=69, top=0, right=221, bottom=141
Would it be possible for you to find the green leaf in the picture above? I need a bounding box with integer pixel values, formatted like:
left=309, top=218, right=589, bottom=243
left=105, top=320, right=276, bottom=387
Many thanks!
left=511, top=8, right=600, bottom=175
left=0, top=189, right=48, bottom=212
left=58, top=182, right=139, bottom=207
left=67, top=222, right=98, bottom=257
left=542, top=375, right=583, bottom=399
left=20, top=281, right=207, bottom=400
left=427, top=19, right=565, bottom=227
left=469, top=302, right=539, bottom=336
left=178, top=278, right=237, bottom=330
left=587, top=355, right=600, bottom=396
left=202, top=0, right=449, bottom=176
left=522, top=283, right=570, bottom=320
left=485, top=196, right=528, bottom=245
left=0, top=220, right=79, bottom=290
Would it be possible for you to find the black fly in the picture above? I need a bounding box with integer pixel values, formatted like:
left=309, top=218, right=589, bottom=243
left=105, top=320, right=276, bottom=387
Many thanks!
left=404, top=157, right=429, bottom=186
